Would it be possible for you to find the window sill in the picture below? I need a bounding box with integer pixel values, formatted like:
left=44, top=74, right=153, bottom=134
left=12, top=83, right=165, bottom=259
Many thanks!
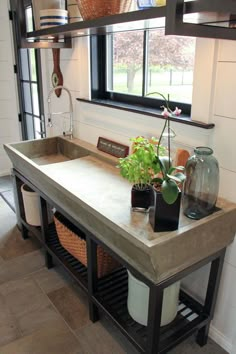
left=76, top=98, right=215, bottom=130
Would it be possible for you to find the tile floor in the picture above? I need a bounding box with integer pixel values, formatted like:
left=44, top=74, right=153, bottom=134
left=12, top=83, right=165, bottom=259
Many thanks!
left=0, top=175, right=15, bottom=211
left=0, top=176, right=228, bottom=353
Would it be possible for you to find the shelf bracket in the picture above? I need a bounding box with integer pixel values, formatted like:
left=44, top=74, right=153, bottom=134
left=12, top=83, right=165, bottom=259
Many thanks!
left=15, top=0, right=72, bottom=49
left=165, top=0, right=236, bottom=40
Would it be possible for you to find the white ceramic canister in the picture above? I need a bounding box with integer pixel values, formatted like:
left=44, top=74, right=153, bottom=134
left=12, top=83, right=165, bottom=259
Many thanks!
left=21, top=184, right=53, bottom=226
left=67, top=0, right=83, bottom=23
left=127, top=270, right=180, bottom=326
left=40, top=9, right=68, bottom=29
left=32, top=0, right=66, bottom=30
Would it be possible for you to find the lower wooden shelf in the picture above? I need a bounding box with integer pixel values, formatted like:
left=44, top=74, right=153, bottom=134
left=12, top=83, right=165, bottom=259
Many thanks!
left=94, top=268, right=208, bottom=353
left=21, top=216, right=209, bottom=353
left=47, top=222, right=88, bottom=288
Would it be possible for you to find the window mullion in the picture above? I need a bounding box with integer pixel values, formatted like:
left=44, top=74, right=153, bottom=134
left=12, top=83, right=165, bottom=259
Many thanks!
left=142, top=30, right=149, bottom=97
left=27, top=49, right=36, bottom=139
left=107, top=35, right=113, bottom=91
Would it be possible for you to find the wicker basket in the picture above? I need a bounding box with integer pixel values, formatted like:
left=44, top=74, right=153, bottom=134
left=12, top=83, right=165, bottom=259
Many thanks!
left=54, top=212, right=120, bottom=278
left=76, top=0, right=133, bottom=20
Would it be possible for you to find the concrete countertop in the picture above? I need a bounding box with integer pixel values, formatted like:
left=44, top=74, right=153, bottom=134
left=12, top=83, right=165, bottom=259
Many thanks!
left=4, top=137, right=236, bottom=284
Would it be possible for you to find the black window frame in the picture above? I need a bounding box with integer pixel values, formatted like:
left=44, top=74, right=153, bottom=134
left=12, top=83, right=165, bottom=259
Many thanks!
left=10, top=0, right=46, bottom=140
left=90, top=31, right=192, bottom=117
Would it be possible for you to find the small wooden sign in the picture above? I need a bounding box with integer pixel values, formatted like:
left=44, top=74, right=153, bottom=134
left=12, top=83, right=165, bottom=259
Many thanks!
left=97, top=137, right=129, bottom=158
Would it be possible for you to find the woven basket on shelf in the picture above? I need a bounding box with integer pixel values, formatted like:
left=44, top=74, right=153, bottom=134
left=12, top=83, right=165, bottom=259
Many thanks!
left=54, top=212, right=120, bottom=278
left=76, top=0, right=133, bottom=20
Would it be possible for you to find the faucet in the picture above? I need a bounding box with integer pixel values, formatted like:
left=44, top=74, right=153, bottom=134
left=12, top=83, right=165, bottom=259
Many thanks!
left=47, top=85, right=73, bottom=139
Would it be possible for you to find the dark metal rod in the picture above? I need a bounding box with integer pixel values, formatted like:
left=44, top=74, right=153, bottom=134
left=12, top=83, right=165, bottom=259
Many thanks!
left=12, top=173, right=28, bottom=239
left=196, top=249, right=226, bottom=346
left=86, top=237, right=99, bottom=322
left=146, top=285, right=163, bottom=354
left=39, top=196, right=53, bottom=269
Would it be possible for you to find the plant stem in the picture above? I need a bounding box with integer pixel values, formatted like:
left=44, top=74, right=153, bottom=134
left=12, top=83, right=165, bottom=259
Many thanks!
left=157, top=118, right=167, bottom=156
left=167, top=93, right=171, bottom=169
left=146, top=91, right=172, bottom=170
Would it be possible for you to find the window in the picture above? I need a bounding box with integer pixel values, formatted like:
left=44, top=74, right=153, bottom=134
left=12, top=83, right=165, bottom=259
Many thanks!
left=10, top=0, right=46, bottom=140
left=20, top=47, right=44, bottom=139
left=91, top=29, right=196, bottom=116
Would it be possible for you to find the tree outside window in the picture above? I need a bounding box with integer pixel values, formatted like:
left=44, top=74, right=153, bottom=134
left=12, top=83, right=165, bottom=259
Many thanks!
left=107, top=29, right=196, bottom=104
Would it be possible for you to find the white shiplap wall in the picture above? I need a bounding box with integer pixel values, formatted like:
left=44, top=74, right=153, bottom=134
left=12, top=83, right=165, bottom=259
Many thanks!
left=41, top=31, right=236, bottom=354
left=210, top=40, right=236, bottom=353
left=0, top=0, right=20, bottom=176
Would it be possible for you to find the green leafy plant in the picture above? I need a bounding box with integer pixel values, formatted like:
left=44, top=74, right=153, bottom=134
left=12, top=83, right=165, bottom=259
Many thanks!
left=118, top=136, right=165, bottom=190
left=147, top=92, right=186, bottom=204
left=152, top=157, right=185, bottom=204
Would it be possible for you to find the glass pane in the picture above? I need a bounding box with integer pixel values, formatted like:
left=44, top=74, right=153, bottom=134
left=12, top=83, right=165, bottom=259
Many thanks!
left=25, top=7, right=33, bottom=32
left=32, top=83, right=39, bottom=116
left=29, top=49, right=37, bottom=82
left=107, top=32, right=144, bottom=95
left=147, top=29, right=196, bottom=104
left=34, top=117, right=42, bottom=139
left=25, top=114, right=35, bottom=140
left=20, top=50, right=29, bottom=81
left=23, top=82, right=32, bottom=114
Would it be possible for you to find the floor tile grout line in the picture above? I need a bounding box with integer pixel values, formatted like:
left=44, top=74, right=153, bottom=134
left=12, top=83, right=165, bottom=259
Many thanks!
left=35, top=268, right=92, bottom=338
left=0, top=252, right=46, bottom=285
left=0, top=264, right=90, bottom=340
left=0, top=188, right=13, bottom=193
left=0, top=267, right=45, bottom=286
left=0, top=193, right=92, bottom=347
left=0, top=194, right=15, bottom=212
left=34, top=275, right=90, bottom=343
left=0, top=291, right=24, bottom=343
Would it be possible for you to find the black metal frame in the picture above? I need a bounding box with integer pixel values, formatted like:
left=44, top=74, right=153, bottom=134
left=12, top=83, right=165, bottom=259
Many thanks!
left=165, top=0, right=236, bottom=40
left=10, top=0, right=46, bottom=140
left=12, top=168, right=226, bottom=354
left=23, top=0, right=236, bottom=42
left=76, top=97, right=215, bottom=129
left=14, top=0, right=236, bottom=49
left=16, top=0, right=72, bottom=49
left=90, top=34, right=192, bottom=118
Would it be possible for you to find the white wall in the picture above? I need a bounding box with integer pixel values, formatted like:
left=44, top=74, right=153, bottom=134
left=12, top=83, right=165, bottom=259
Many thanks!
left=42, top=34, right=236, bottom=353
left=41, top=36, right=90, bottom=138
left=210, top=40, right=236, bottom=353
left=0, top=0, right=21, bottom=176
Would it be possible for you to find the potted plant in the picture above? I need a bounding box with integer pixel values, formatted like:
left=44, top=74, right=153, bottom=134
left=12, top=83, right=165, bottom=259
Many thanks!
left=147, top=92, right=186, bottom=231
left=127, top=93, right=184, bottom=329
left=118, top=136, right=165, bottom=211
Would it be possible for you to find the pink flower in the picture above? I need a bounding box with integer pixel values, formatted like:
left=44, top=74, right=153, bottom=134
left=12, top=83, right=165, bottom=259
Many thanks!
left=161, top=107, right=171, bottom=118
left=173, top=107, right=182, bottom=116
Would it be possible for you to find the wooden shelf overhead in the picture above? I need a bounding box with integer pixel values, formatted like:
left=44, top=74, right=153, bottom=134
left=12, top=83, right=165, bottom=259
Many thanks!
left=26, top=7, right=166, bottom=42
left=15, top=0, right=236, bottom=49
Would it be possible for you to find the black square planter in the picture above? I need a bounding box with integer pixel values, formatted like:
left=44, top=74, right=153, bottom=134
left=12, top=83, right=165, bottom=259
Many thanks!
left=131, top=185, right=152, bottom=211
left=149, top=189, right=181, bottom=232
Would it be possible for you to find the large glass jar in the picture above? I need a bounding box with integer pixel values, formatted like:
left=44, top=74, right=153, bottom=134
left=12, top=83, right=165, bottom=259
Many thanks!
left=183, top=147, right=219, bottom=220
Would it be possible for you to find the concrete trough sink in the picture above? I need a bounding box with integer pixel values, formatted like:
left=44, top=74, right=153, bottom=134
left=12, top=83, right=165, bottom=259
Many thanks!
left=4, top=136, right=89, bottom=166
left=4, top=136, right=236, bottom=283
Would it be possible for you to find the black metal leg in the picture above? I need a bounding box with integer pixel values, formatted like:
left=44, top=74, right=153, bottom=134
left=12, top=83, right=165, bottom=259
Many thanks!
left=146, top=284, right=163, bottom=354
left=45, top=251, right=53, bottom=269
left=87, top=236, right=99, bottom=323
left=12, top=173, right=29, bottom=239
left=196, top=249, right=226, bottom=346
left=21, top=224, right=29, bottom=239
left=39, top=197, right=54, bottom=269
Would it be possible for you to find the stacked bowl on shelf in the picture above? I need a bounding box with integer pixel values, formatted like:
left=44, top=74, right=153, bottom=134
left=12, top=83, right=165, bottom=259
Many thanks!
left=31, top=0, right=68, bottom=30
left=40, top=9, right=68, bottom=29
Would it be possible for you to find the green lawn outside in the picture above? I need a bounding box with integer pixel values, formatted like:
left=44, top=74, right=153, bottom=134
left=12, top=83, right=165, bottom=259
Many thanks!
left=112, top=70, right=193, bottom=104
